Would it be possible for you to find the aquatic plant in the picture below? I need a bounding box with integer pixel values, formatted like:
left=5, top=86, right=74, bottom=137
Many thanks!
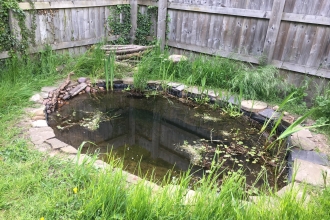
left=104, top=51, right=116, bottom=91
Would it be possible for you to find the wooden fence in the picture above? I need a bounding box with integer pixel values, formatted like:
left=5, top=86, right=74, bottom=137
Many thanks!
left=1, top=0, right=329, bottom=79
left=160, top=0, right=330, bottom=78
left=0, top=0, right=131, bottom=59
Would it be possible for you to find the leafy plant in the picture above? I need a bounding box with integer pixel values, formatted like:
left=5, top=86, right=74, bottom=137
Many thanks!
left=135, top=6, right=158, bottom=45
left=314, top=89, right=330, bottom=124
left=108, top=5, right=132, bottom=45
left=0, top=0, right=36, bottom=54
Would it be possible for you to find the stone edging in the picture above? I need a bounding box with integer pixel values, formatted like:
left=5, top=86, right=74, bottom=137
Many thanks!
left=26, top=77, right=330, bottom=204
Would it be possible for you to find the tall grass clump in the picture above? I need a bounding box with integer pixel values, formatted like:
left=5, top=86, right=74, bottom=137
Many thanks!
left=231, top=65, right=284, bottom=100
left=0, top=50, right=67, bottom=140
left=72, top=44, right=105, bottom=77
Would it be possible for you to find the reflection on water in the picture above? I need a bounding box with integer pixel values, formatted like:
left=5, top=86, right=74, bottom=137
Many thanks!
left=48, top=92, right=285, bottom=187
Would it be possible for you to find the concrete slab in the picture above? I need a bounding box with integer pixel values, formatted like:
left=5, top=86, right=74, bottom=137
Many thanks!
left=241, top=100, right=267, bottom=113
left=60, top=145, right=78, bottom=154
left=206, top=90, right=218, bottom=98
left=32, top=115, right=45, bottom=121
left=34, top=142, right=52, bottom=153
left=174, top=84, right=186, bottom=91
left=29, top=127, right=55, bottom=145
left=31, top=107, right=45, bottom=117
left=69, top=154, right=93, bottom=165
left=294, top=159, right=330, bottom=187
left=45, top=138, right=68, bottom=149
left=122, top=77, right=134, bottom=85
left=32, top=120, right=48, bottom=127
left=167, top=82, right=182, bottom=88
left=186, top=86, right=201, bottom=95
left=94, top=159, right=110, bottom=169
left=289, top=148, right=329, bottom=166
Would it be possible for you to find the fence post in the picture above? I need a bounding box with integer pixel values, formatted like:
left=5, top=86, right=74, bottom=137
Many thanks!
left=263, top=0, right=286, bottom=64
left=157, top=0, right=168, bottom=50
left=130, top=0, right=138, bottom=44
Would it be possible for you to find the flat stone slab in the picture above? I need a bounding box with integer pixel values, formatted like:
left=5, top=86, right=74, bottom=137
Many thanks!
left=34, top=142, right=52, bottom=153
left=29, top=94, right=42, bottom=103
left=69, top=83, right=87, bottom=97
left=289, top=148, right=329, bottom=166
left=294, top=159, right=330, bottom=187
left=31, top=107, right=45, bottom=117
left=259, top=108, right=281, bottom=120
left=167, top=82, right=182, bottom=88
left=124, top=171, right=141, bottom=184
left=174, top=84, right=186, bottom=91
left=94, top=159, right=110, bottom=169
left=32, top=115, right=45, bottom=121
left=241, top=100, right=267, bottom=112
left=291, top=136, right=317, bottom=151
left=147, top=80, right=161, bottom=85
left=206, top=90, right=218, bottom=98
left=45, top=138, right=68, bottom=149
left=186, top=86, right=201, bottom=94
left=276, top=182, right=310, bottom=203
left=60, top=145, right=78, bottom=154
left=122, top=77, right=134, bottom=85
left=41, top=86, right=57, bottom=93
left=32, top=120, right=48, bottom=127
left=292, top=126, right=313, bottom=139
left=40, top=92, right=49, bottom=99
left=68, top=154, right=93, bottom=165
left=29, top=127, right=55, bottom=145
left=168, top=54, right=187, bottom=63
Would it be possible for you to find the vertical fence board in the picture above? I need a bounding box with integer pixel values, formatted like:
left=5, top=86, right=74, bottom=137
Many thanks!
left=157, top=0, right=168, bottom=49
left=130, top=0, right=137, bottom=43
left=263, top=0, right=286, bottom=63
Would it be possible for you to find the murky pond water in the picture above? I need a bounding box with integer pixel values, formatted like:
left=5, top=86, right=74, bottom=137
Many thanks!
left=48, top=91, right=286, bottom=188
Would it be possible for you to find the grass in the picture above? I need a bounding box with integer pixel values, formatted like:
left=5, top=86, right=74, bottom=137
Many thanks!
left=1, top=46, right=330, bottom=219
left=1, top=142, right=330, bottom=219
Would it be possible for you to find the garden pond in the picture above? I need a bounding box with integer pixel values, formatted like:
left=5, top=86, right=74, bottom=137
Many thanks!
left=48, top=91, right=287, bottom=189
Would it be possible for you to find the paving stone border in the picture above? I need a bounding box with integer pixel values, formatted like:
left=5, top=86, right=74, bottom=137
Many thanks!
left=25, top=77, right=330, bottom=204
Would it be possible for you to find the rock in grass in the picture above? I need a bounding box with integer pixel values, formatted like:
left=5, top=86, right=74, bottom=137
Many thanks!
left=168, top=54, right=187, bottom=63
left=29, top=94, right=42, bottom=103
